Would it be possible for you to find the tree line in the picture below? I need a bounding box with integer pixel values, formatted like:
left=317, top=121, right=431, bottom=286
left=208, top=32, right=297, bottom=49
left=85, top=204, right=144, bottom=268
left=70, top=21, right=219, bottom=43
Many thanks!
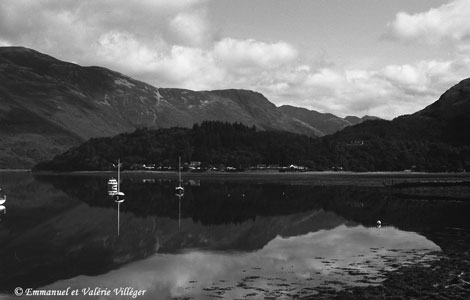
left=33, top=120, right=470, bottom=172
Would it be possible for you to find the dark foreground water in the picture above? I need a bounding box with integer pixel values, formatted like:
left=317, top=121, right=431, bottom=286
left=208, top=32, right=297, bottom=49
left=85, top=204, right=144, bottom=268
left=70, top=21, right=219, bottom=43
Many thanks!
left=0, top=171, right=469, bottom=299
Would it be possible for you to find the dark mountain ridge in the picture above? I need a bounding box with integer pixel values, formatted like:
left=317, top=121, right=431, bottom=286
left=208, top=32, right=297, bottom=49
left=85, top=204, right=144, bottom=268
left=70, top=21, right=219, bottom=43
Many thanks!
left=0, top=46, right=369, bottom=168
left=278, top=105, right=380, bottom=135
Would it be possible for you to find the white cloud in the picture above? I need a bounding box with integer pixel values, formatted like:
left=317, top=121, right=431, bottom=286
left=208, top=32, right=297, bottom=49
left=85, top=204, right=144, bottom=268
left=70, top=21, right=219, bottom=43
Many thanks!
left=388, top=0, right=470, bottom=51
left=94, top=31, right=224, bottom=90
left=0, top=0, right=468, bottom=119
left=153, top=46, right=226, bottom=89
left=256, top=56, right=467, bottom=119
left=170, top=10, right=212, bottom=46
left=305, top=68, right=344, bottom=88
left=0, top=0, right=207, bottom=58
left=213, top=38, right=298, bottom=71
left=92, top=35, right=299, bottom=91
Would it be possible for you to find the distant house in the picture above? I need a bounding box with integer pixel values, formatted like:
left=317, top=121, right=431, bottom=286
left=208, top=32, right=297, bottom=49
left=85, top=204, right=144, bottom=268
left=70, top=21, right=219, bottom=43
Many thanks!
left=130, top=163, right=156, bottom=170
left=256, top=164, right=267, bottom=170
left=279, top=164, right=307, bottom=172
left=226, top=166, right=237, bottom=172
left=346, top=140, right=364, bottom=146
left=143, top=164, right=156, bottom=170
left=189, top=161, right=202, bottom=169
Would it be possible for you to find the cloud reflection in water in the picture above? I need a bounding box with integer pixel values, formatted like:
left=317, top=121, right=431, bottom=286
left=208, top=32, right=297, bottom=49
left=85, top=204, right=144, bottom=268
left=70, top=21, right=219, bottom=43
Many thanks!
left=43, top=225, right=439, bottom=299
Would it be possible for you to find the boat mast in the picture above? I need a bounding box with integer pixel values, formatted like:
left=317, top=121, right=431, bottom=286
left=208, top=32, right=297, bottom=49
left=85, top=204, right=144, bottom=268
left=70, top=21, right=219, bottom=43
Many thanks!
left=117, top=158, right=121, bottom=193
left=179, top=156, right=182, bottom=187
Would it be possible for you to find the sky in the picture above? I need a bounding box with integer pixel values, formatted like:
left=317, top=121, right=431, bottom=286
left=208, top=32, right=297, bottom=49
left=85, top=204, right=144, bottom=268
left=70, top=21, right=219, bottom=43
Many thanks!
left=0, top=0, right=469, bottom=119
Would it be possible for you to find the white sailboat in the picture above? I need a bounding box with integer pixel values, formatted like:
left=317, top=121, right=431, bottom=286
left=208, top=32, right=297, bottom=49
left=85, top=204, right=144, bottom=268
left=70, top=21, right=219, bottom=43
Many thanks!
left=175, top=157, right=184, bottom=198
left=108, top=160, right=125, bottom=203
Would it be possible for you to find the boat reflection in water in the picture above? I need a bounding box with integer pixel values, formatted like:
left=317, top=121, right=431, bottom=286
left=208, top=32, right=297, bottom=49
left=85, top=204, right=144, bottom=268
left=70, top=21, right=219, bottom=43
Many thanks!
left=1, top=172, right=469, bottom=299
left=175, top=157, right=184, bottom=228
left=0, top=188, right=6, bottom=219
left=0, top=188, right=6, bottom=206
left=108, top=160, right=125, bottom=236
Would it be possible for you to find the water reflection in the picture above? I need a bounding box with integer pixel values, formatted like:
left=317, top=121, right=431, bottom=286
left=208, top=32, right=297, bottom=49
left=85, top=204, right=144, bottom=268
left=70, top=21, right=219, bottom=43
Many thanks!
left=0, top=186, right=7, bottom=218
left=0, top=206, right=5, bottom=225
left=41, top=225, right=438, bottom=300
left=0, top=172, right=469, bottom=297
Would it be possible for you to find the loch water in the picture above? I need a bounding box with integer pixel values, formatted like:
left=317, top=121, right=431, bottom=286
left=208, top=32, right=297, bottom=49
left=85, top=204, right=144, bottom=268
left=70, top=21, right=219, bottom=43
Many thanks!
left=0, top=171, right=469, bottom=299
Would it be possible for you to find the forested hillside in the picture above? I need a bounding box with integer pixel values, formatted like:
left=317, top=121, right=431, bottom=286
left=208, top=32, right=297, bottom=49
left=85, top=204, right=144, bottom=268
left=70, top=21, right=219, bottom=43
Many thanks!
left=34, top=120, right=470, bottom=172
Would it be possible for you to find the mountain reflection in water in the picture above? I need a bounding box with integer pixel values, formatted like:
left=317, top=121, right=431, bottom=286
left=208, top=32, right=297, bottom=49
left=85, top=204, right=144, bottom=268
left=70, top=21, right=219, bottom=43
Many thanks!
left=0, top=172, right=469, bottom=298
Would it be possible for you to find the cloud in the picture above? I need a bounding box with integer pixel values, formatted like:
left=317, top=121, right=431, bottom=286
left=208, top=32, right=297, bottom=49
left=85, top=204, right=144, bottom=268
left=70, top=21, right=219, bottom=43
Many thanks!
left=213, top=38, right=298, bottom=71
left=169, top=10, right=212, bottom=46
left=387, top=0, right=470, bottom=51
left=94, top=31, right=224, bottom=90
left=43, top=225, right=438, bottom=299
left=0, top=0, right=207, bottom=57
left=0, top=0, right=468, bottom=119
left=257, top=57, right=467, bottom=119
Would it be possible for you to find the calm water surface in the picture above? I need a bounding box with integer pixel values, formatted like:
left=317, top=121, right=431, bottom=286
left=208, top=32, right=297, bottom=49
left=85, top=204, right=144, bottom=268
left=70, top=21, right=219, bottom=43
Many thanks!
left=0, top=172, right=469, bottom=299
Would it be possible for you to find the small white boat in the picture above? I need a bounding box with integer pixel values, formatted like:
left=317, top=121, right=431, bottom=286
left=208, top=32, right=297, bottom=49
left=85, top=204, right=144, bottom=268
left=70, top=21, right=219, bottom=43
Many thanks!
left=0, top=188, right=6, bottom=205
left=0, top=205, right=5, bottom=213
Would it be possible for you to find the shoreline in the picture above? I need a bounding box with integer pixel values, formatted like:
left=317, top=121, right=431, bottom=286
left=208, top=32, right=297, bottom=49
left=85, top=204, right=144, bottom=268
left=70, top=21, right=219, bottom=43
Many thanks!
left=28, top=169, right=470, bottom=176
left=28, top=170, right=470, bottom=188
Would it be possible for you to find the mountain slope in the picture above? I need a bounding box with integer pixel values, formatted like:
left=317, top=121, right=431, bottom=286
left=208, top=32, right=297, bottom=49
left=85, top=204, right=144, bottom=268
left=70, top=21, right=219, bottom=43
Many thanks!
left=279, top=105, right=351, bottom=135
left=333, top=77, right=470, bottom=147
left=414, top=78, right=470, bottom=145
left=279, top=105, right=381, bottom=135
left=318, top=78, right=470, bottom=171
left=0, top=47, right=327, bottom=168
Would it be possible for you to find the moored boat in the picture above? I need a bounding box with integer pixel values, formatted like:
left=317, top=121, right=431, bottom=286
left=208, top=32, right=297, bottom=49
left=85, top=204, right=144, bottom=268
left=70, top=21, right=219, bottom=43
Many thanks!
left=0, top=188, right=6, bottom=205
left=108, top=160, right=125, bottom=203
left=175, top=157, right=184, bottom=198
